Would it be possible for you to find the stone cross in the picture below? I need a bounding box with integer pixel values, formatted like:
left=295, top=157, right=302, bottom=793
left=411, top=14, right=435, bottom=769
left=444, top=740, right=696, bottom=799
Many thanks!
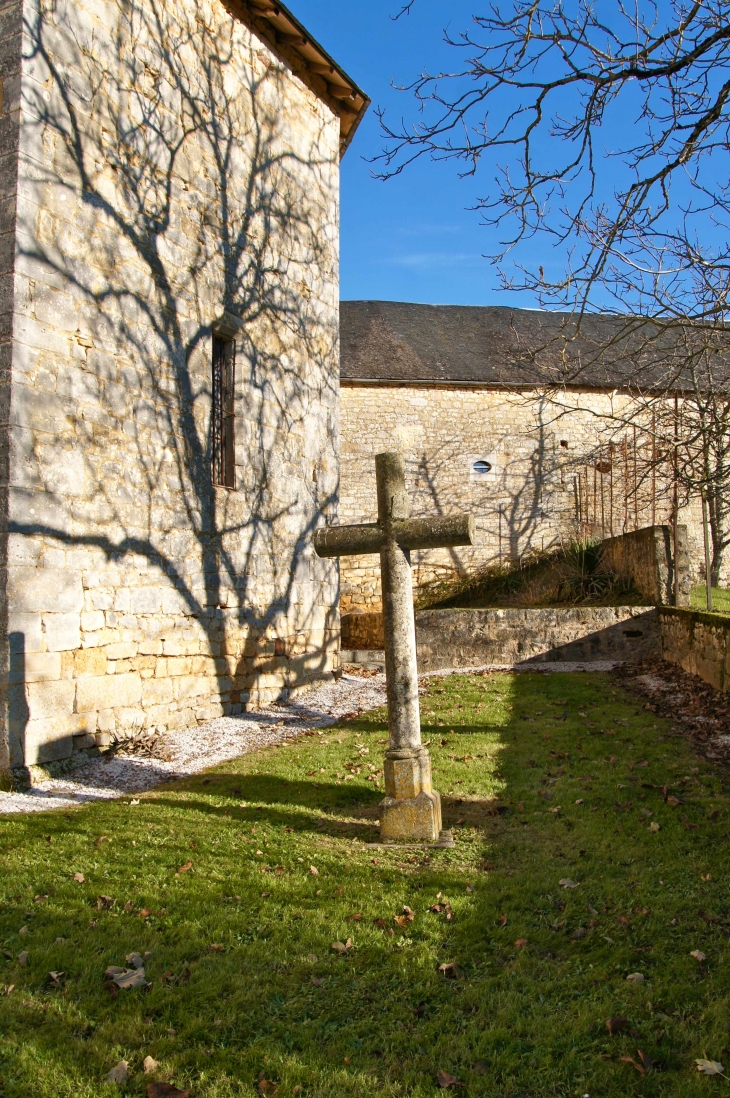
left=314, top=452, right=475, bottom=842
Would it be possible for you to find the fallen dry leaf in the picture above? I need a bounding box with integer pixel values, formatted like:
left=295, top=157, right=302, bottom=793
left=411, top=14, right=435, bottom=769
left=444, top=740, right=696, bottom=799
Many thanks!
left=667, top=796, right=681, bottom=807
left=514, top=938, right=528, bottom=948
left=330, top=939, right=352, bottom=954
left=620, top=1055, right=645, bottom=1075
left=47, top=971, right=65, bottom=988
left=73, top=872, right=85, bottom=883
left=96, top=895, right=115, bottom=910
left=126, top=952, right=144, bottom=969
left=107, top=1061, right=128, bottom=1085
left=17, top=951, right=28, bottom=967
left=146, top=1084, right=191, bottom=1098
left=96, top=836, right=110, bottom=847
left=438, top=962, right=464, bottom=979
left=626, top=972, right=645, bottom=983
left=559, top=878, right=579, bottom=889
left=498, top=912, right=508, bottom=926
left=697, top=1059, right=726, bottom=1076
left=571, top=927, right=587, bottom=940
left=113, top=968, right=148, bottom=990
left=143, top=1056, right=160, bottom=1074
left=637, top=1049, right=653, bottom=1072
left=348, top=913, right=362, bottom=922
left=690, top=950, right=707, bottom=961
left=606, top=1015, right=629, bottom=1036
left=649, top=822, right=661, bottom=832
left=309, top=866, right=319, bottom=876
left=437, top=1069, right=464, bottom=1088
left=257, top=1080, right=278, bottom=1097
left=176, top=861, right=193, bottom=874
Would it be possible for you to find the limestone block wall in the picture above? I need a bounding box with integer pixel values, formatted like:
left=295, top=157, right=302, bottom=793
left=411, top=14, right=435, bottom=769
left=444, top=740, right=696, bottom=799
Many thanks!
left=339, top=383, right=705, bottom=611
left=340, top=606, right=659, bottom=668
left=0, top=0, right=342, bottom=776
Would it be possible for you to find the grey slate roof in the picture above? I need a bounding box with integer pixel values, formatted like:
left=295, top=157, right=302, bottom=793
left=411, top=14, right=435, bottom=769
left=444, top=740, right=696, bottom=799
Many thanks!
left=339, top=300, right=723, bottom=390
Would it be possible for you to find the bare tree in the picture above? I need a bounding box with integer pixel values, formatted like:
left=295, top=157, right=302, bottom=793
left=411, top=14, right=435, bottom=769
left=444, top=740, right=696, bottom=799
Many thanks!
left=377, top=1, right=730, bottom=582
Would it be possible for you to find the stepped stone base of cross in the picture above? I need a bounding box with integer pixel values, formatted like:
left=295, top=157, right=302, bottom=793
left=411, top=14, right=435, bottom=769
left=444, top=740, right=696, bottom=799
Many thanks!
left=315, top=451, right=475, bottom=842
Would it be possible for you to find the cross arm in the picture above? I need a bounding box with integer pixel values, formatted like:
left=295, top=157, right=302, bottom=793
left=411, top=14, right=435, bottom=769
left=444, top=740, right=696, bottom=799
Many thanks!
left=393, top=513, right=475, bottom=551
left=313, top=523, right=383, bottom=558
left=313, top=513, right=475, bottom=559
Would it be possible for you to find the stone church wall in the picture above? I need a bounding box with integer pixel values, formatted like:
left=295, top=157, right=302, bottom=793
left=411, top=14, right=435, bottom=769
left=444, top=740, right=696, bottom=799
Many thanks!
left=0, top=0, right=341, bottom=777
left=339, top=383, right=705, bottom=612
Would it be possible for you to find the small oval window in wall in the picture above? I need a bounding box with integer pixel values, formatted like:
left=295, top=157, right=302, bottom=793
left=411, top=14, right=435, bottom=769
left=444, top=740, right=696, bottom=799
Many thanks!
left=472, top=459, right=492, bottom=475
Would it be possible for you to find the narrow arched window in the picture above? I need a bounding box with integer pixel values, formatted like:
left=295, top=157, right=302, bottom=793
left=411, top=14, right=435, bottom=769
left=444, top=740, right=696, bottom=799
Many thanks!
left=212, top=335, right=235, bottom=488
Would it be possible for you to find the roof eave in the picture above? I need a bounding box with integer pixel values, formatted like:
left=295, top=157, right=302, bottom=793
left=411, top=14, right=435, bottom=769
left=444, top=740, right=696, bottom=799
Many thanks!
left=340, top=376, right=692, bottom=396
left=230, top=0, right=370, bottom=156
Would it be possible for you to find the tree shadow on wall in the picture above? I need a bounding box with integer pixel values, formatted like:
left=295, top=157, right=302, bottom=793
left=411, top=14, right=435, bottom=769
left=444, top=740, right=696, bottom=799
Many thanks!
left=4, top=0, right=341, bottom=768
left=406, top=397, right=563, bottom=590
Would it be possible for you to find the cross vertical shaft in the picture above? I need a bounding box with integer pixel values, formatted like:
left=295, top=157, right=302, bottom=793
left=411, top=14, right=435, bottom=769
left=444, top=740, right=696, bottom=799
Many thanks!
left=375, top=452, right=442, bottom=841
left=376, top=453, right=420, bottom=751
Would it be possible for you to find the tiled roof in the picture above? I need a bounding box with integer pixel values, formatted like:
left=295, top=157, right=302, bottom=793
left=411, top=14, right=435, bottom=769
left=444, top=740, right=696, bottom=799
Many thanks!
left=340, top=300, right=714, bottom=390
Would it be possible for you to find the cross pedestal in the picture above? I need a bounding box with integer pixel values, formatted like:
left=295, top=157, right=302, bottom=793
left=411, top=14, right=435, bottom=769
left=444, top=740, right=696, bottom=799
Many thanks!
left=314, top=452, right=475, bottom=842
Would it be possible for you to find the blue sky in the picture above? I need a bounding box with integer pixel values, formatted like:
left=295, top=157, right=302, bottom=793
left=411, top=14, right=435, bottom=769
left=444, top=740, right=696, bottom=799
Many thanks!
left=292, top=0, right=541, bottom=308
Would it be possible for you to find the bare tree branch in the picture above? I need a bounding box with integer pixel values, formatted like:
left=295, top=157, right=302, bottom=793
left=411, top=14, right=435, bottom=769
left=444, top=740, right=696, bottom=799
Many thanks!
left=391, top=1, right=417, bottom=20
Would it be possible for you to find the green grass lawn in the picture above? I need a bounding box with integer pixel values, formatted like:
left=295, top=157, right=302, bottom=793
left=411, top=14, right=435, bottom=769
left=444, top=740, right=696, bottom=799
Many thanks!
left=691, top=586, right=730, bottom=614
left=1, top=670, right=729, bottom=1097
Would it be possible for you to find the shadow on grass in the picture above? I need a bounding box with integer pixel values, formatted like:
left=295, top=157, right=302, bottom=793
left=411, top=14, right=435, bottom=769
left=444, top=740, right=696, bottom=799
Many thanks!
left=2, top=671, right=725, bottom=1097
left=150, top=766, right=508, bottom=844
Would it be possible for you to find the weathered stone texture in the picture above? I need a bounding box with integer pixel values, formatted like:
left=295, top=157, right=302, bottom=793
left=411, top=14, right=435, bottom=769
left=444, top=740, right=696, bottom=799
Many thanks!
left=341, top=605, right=659, bottom=668
left=339, top=385, right=705, bottom=611
left=660, top=607, right=730, bottom=692
left=0, top=0, right=343, bottom=773
left=601, top=525, right=690, bottom=607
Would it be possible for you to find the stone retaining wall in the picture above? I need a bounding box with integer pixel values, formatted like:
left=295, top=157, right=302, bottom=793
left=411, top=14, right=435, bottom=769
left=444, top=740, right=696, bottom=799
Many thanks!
left=601, top=525, right=690, bottom=606
left=660, top=607, right=730, bottom=691
left=342, top=606, right=659, bottom=671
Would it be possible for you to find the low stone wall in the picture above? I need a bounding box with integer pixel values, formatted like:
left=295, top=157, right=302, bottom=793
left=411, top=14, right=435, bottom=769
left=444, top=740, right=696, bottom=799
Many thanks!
left=342, top=606, right=659, bottom=670
left=601, top=525, right=690, bottom=606
left=660, top=606, right=730, bottom=691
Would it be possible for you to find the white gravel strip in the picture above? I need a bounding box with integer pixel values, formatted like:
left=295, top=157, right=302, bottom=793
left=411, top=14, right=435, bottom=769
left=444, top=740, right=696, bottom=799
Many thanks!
left=0, top=661, right=617, bottom=816
left=0, top=672, right=387, bottom=815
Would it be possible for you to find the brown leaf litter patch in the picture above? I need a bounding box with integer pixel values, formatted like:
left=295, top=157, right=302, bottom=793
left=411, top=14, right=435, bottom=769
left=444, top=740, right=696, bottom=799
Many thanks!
left=617, top=658, right=730, bottom=767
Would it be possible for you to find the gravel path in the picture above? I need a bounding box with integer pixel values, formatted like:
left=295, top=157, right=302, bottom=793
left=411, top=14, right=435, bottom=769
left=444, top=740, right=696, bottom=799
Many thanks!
left=0, top=661, right=618, bottom=815
left=0, top=672, right=387, bottom=815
